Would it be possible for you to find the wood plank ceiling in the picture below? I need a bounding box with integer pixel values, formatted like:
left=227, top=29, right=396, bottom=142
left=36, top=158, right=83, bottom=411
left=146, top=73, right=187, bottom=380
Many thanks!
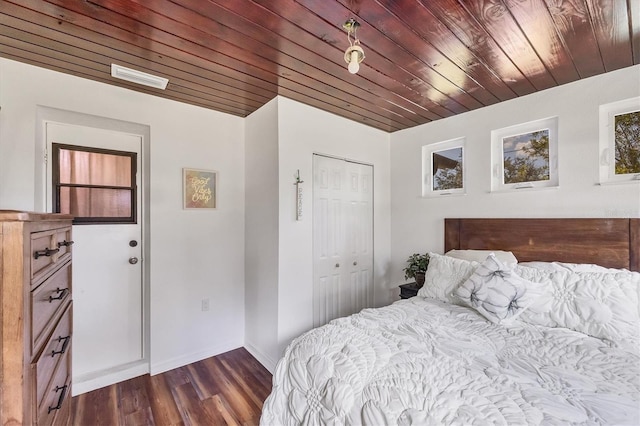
left=0, top=0, right=638, bottom=132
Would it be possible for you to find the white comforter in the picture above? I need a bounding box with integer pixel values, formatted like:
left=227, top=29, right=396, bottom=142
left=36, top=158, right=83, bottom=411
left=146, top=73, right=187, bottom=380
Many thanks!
left=261, top=298, right=640, bottom=425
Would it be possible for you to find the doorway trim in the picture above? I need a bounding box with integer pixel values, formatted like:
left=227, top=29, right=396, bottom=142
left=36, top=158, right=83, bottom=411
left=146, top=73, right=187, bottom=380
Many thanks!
left=36, top=106, right=151, bottom=394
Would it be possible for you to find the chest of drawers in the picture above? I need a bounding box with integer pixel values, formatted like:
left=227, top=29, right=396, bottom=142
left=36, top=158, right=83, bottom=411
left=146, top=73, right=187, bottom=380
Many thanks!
left=0, top=211, right=73, bottom=425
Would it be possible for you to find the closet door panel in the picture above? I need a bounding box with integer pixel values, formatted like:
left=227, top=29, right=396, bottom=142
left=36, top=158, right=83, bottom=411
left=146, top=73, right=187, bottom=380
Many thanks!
left=313, top=155, right=373, bottom=327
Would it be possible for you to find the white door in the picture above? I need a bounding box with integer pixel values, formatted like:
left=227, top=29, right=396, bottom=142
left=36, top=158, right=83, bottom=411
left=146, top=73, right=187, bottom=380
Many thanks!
left=313, top=155, right=373, bottom=327
left=45, top=122, right=145, bottom=391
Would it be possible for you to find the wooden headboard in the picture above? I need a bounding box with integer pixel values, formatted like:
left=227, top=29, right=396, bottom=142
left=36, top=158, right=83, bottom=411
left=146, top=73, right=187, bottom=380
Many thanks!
left=445, top=218, right=639, bottom=272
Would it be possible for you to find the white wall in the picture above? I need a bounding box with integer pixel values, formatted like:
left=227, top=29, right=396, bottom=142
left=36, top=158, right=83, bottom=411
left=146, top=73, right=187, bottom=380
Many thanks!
left=390, top=65, right=640, bottom=286
left=4, top=54, right=636, bottom=382
left=0, top=58, right=246, bottom=376
left=244, top=98, right=280, bottom=369
left=276, top=97, right=391, bottom=355
left=243, top=97, right=391, bottom=370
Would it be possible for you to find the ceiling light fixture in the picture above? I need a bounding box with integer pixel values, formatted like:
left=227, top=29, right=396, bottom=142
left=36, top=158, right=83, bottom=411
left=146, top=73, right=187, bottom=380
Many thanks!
left=111, top=64, right=169, bottom=90
left=343, top=18, right=364, bottom=74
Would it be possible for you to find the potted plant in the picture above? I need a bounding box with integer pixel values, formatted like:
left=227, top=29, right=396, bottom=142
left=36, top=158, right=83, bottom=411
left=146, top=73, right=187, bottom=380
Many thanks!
left=403, top=253, right=429, bottom=288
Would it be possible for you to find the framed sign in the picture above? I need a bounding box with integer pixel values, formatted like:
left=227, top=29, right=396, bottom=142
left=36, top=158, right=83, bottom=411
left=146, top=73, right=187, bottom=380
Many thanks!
left=183, top=168, right=217, bottom=209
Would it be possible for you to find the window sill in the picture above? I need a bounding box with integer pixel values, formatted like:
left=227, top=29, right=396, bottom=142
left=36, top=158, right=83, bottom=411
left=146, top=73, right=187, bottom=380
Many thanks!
left=596, top=179, right=640, bottom=186
left=489, top=185, right=559, bottom=194
left=421, top=192, right=467, bottom=199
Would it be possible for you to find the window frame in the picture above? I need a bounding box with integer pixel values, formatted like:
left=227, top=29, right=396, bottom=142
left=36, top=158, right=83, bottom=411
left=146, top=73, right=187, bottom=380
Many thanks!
left=52, top=143, right=138, bottom=224
left=422, top=137, right=466, bottom=197
left=598, top=97, right=640, bottom=184
left=491, top=117, right=559, bottom=192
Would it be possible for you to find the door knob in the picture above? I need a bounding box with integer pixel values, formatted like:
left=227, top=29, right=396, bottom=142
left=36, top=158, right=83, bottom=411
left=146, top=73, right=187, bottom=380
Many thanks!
left=129, top=257, right=139, bottom=265
left=335, top=263, right=340, bottom=268
left=353, top=261, right=358, bottom=266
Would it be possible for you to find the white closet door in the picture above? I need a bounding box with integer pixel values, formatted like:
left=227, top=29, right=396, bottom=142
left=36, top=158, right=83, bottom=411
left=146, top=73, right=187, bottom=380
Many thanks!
left=344, top=161, right=374, bottom=315
left=313, top=155, right=373, bottom=327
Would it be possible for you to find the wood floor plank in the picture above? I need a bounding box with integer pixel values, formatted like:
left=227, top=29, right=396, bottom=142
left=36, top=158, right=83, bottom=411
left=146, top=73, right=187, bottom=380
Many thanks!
left=73, top=385, right=120, bottom=425
left=209, top=394, right=243, bottom=426
left=172, top=382, right=226, bottom=426
left=201, top=357, right=261, bottom=424
left=71, top=348, right=272, bottom=425
left=220, top=351, right=272, bottom=398
left=242, top=417, right=261, bottom=426
left=163, top=366, right=192, bottom=390
left=185, top=359, right=223, bottom=400
left=119, top=375, right=155, bottom=425
left=145, top=374, right=184, bottom=426
left=219, top=358, right=270, bottom=407
left=123, top=408, right=155, bottom=426
left=234, top=353, right=274, bottom=391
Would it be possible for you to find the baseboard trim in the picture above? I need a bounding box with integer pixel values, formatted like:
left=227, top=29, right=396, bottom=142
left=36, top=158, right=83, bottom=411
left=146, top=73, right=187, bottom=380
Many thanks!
left=73, top=360, right=149, bottom=396
left=72, top=340, right=265, bottom=395
left=244, top=341, right=278, bottom=374
left=150, top=339, right=242, bottom=376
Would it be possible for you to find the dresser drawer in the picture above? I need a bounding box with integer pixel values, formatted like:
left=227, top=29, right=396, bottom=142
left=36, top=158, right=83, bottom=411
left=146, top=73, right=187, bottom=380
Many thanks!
left=34, top=304, right=72, bottom=408
left=31, top=262, right=72, bottom=355
left=51, top=377, right=72, bottom=426
left=31, top=226, right=72, bottom=287
left=35, top=351, right=70, bottom=426
left=54, top=226, right=73, bottom=260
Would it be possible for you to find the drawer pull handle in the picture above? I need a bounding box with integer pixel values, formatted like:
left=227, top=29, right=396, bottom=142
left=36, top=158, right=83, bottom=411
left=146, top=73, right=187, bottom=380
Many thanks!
left=48, top=288, right=68, bottom=303
left=47, top=384, right=68, bottom=414
left=51, top=335, right=71, bottom=357
left=57, top=240, right=75, bottom=248
left=34, top=247, right=60, bottom=259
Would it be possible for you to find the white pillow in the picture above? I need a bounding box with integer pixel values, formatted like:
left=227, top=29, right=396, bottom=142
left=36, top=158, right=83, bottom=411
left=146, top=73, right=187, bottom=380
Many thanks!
left=518, top=261, right=626, bottom=273
left=516, top=265, right=640, bottom=343
left=417, top=252, right=478, bottom=304
left=455, top=254, right=543, bottom=324
left=446, top=249, right=518, bottom=265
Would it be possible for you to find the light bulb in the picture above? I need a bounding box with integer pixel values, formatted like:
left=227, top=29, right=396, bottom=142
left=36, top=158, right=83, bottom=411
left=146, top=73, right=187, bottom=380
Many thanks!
left=348, top=50, right=360, bottom=74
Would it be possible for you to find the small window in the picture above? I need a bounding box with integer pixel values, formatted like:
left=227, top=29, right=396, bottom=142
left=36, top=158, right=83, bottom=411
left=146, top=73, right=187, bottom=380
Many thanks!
left=599, top=98, right=640, bottom=183
left=502, top=130, right=550, bottom=184
left=614, top=112, right=640, bottom=175
left=491, top=117, right=558, bottom=191
left=52, top=144, right=137, bottom=224
left=422, top=137, right=465, bottom=197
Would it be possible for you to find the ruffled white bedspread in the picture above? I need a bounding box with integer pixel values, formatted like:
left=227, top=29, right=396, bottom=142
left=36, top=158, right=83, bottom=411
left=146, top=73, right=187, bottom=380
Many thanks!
left=260, top=298, right=640, bottom=425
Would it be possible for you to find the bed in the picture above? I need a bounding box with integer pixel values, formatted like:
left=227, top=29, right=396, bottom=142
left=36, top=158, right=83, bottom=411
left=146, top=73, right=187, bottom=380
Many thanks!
left=261, top=218, right=640, bottom=425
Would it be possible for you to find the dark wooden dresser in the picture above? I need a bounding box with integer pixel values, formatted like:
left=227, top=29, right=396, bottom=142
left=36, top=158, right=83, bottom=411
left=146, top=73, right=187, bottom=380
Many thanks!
left=0, top=211, right=73, bottom=425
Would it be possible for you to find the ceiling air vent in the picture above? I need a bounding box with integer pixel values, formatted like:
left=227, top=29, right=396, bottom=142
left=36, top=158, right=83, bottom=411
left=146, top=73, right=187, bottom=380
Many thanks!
left=110, top=64, right=168, bottom=90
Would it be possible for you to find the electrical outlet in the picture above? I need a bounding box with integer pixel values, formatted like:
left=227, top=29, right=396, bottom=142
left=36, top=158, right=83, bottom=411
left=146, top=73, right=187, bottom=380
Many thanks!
left=201, top=298, right=210, bottom=311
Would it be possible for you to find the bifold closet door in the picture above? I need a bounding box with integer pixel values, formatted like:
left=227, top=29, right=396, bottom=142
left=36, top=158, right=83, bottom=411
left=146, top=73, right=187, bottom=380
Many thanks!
left=313, top=154, right=373, bottom=328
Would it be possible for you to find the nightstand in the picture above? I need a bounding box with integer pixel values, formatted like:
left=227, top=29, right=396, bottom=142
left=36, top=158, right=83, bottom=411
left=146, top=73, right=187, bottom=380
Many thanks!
left=399, top=282, right=420, bottom=299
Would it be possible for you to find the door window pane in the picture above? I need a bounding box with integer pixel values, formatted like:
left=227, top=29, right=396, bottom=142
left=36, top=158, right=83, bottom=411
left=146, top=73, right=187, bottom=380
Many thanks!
left=58, top=149, right=132, bottom=186
left=53, top=144, right=136, bottom=224
left=59, top=187, right=132, bottom=218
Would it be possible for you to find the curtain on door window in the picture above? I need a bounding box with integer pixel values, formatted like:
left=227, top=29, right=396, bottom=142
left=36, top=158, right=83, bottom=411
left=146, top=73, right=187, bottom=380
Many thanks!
left=55, top=146, right=135, bottom=221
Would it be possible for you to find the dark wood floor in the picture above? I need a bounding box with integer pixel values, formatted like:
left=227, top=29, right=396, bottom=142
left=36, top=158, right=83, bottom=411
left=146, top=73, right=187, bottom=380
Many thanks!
left=71, top=348, right=272, bottom=426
